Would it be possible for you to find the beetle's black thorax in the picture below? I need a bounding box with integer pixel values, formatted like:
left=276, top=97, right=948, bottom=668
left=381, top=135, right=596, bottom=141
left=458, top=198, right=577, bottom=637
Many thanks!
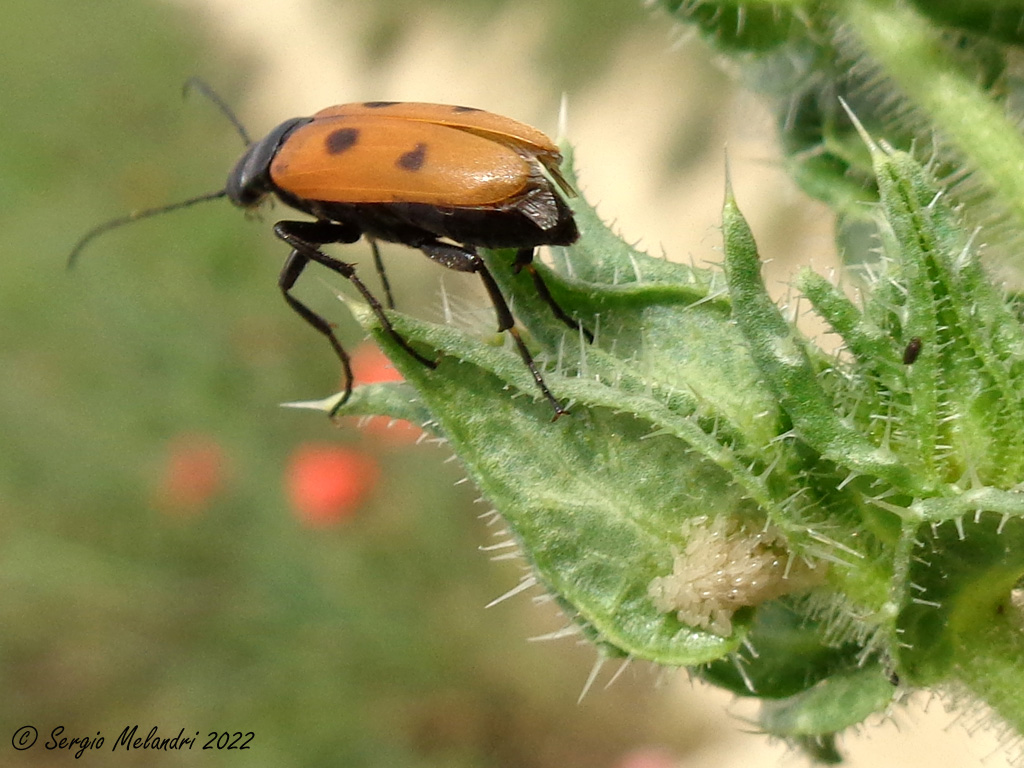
left=226, top=117, right=312, bottom=208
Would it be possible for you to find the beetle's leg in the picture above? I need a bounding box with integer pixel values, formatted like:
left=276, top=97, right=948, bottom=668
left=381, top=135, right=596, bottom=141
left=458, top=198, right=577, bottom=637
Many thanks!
left=367, top=238, right=396, bottom=310
left=419, top=241, right=568, bottom=420
left=274, top=219, right=361, bottom=247
left=513, top=247, right=594, bottom=343
left=272, top=222, right=436, bottom=415
left=274, top=222, right=436, bottom=376
left=272, top=223, right=395, bottom=309
left=278, top=249, right=354, bottom=417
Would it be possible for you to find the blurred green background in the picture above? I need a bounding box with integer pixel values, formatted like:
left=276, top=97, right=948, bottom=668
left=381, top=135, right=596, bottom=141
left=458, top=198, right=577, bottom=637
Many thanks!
left=3, top=0, right=1015, bottom=766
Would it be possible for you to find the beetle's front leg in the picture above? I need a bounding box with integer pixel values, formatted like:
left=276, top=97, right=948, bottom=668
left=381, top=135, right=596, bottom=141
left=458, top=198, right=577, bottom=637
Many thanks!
left=274, top=219, right=361, bottom=248
left=273, top=221, right=436, bottom=418
left=278, top=249, right=355, bottom=416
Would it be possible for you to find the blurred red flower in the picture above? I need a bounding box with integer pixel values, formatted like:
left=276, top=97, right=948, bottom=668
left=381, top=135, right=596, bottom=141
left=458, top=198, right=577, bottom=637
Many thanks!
left=614, top=747, right=678, bottom=768
left=349, top=342, right=423, bottom=444
left=286, top=443, right=381, bottom=526
left=352, top=341, right=404, bottom=384
left=155, top=433, right=228, bottom=516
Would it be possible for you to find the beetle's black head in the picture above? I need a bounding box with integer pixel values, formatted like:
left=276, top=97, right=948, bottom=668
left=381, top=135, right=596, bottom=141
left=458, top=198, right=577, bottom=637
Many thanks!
left=226, top=117, right=311, bottom=208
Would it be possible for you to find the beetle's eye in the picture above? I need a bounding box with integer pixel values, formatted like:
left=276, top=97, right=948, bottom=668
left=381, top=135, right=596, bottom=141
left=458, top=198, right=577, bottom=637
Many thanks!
left=234, top=182, right=267, bottom=208
left=225, top=140, right=269, bottom=208
left=226, top=161, right=265, bottom=208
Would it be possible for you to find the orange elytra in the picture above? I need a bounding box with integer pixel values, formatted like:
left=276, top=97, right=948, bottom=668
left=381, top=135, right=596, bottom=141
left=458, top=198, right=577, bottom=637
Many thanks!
left=68, top=83, right=590, bottom=420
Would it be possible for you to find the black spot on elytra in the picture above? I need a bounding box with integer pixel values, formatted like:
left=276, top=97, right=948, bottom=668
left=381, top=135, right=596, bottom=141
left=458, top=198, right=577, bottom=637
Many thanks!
left=452, top=105, right=482, bottom=113
left=363, top=101, right=399, bottom=108
left=396, top=142, right=427, bottom=171
left=325, top=127, right=359, bottom=154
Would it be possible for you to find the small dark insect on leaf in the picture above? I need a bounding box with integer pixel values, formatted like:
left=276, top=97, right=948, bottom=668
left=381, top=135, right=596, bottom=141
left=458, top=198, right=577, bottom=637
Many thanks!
left=903, top=337, right=922, bottom=365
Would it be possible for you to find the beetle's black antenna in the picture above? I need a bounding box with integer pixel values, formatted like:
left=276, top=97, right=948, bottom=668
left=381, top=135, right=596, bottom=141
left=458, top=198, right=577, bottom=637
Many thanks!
left=68, top=79, right=250, bottom=269
left=67, top=190, right=228, bottom=269
left=182, top=77, right=253, bottom=146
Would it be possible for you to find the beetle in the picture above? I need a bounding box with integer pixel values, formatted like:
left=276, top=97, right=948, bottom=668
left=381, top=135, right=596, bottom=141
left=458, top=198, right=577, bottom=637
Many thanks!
left=69, top=81, right=590, bottom=419
left=903, top=337, right=922, bottom=365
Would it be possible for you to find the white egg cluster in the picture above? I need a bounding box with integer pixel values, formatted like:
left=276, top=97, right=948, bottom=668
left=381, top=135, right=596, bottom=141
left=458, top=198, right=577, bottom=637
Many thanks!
left=647, top=515, right=823, bottom=636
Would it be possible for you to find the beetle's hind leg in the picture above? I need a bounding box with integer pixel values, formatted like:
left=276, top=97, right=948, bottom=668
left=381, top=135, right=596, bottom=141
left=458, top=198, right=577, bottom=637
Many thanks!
left=419, top=240, right=568, bottom=420
left=513, top=248, right=593, bottom=343
left=274, top=220, right=436, bottom=417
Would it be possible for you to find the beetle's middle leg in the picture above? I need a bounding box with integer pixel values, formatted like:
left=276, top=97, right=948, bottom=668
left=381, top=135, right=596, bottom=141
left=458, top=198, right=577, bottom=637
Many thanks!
left=419, top=240, right=568, bottom=419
